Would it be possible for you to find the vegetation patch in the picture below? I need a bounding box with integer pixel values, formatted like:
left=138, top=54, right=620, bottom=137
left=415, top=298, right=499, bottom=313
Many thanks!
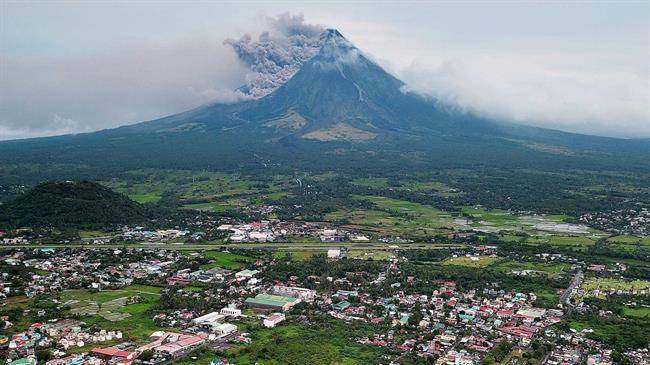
left=442, top=256, right=498, bottom=268
left=226, top=321, right=386, bottom=365
left=200, top=251, right=255, bottom=269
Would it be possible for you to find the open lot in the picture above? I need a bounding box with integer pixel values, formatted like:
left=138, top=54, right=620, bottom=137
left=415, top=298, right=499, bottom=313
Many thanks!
left=59, top=285, right=163, bottom=341
left=442, top=255, right=499, bottom=268
left=199, top=250, right=255, bottom=269
left=581, top=278, right=650, bottom=292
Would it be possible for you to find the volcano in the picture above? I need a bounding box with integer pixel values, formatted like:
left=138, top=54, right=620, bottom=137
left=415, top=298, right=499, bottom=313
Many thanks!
left=0, top=29, right=648, bottom=176
left=124, top=29, right=493, bottom=140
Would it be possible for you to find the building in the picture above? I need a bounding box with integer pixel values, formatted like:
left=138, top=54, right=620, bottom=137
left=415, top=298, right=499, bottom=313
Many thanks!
left=235, top=269, right=259, bottom=279
left=192, top=312, right=224, bottom=326
left=220, top=306, right=242, bottom=317
left=212, top=323, right=237, bottom=336
left=157, top=335, right=205, bottom=358
left=327, top=247, right=348, bottom=259
left=244, top=293, right=301, bottom=311
left=270, top=285, right=316, bottom=302
left=166, top=276, right=192, bottom=286
left=332, top=301, right=351, bottom=311
left=91, top=347, right=137, bottom=361
left=263, top=313, right=286, bottom=328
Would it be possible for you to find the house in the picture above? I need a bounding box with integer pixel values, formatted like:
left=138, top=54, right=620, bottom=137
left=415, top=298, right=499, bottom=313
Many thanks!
left=263, top=313, right=286, bottom=328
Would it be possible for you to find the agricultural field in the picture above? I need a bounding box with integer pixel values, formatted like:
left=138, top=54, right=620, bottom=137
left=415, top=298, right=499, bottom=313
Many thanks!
left=525, top=235, right=597, bottom=248
left=605, top=235, right=650, bottom=255
left=351, top=177, right=461, bottom=196
left=104, top=169, right=291, bottom=210
left=326, top=195, right=456, bottom=236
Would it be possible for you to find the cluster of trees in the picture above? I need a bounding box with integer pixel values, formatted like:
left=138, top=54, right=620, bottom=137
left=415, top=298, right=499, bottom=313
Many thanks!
left=0, top=181, right=147, bottom=229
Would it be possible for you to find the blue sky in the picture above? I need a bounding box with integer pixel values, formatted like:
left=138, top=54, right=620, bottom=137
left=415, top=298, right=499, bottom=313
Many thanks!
left=1, top=1, right=648, bottom=139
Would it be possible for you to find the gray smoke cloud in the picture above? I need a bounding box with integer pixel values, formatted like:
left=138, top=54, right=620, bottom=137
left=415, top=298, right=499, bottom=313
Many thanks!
left=225, top=13, right=325, bottom=98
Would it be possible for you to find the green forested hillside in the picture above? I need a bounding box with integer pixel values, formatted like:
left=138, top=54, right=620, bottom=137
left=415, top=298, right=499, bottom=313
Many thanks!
left=0, top=181, right=146, bottom=229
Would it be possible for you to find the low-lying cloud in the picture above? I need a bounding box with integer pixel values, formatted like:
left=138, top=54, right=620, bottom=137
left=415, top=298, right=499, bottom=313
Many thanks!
left=0, top=37, right=248, bottom=140
left=399, top=54, right=649, bottom=138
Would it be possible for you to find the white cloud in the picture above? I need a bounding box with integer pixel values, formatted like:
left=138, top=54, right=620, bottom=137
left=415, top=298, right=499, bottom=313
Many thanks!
left=0, top=36, right=248, bottom=140
left=398, top=53, right=649, bottom=138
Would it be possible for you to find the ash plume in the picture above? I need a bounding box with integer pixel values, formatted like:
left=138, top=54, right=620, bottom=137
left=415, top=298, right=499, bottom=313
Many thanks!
left=225, top=13, right=325, bottom=98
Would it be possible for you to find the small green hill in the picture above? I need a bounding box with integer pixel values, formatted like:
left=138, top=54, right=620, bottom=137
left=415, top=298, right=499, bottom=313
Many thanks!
left=0, top=181, right=146, bottom=229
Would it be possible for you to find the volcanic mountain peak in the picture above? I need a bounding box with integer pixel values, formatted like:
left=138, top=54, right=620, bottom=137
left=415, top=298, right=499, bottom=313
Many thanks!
left=314, top=29, right=364, bottom=69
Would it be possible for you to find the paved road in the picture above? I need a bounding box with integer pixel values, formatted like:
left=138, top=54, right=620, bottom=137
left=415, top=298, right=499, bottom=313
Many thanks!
left=6, top=242, right=465, bottom=251
left=560, top=270, right=583, bottom=311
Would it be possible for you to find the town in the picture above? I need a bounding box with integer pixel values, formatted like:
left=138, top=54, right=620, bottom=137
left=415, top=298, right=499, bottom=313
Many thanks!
left=1, top=239, right=648, bottom=365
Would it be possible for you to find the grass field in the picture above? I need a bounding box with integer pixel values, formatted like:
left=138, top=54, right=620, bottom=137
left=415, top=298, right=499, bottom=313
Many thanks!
left=608, top=235, right=650, bottom=245
left=226, top=321, right=387, bottom=365
left=351, top=177, right=461, bottom=197
left=78, top=230, right=113, bottom=238
left=442, top=256, right=498, bottom=268
left=59, top=285, right=163, bottom=341
left=462, top=207, right=519, bottom=226
left=623, top=306, right=650, bottom=318
left=493, top=260, right=568, bottom=278
left=182, top=202, right=238, bottom=212
left=526, top=235, right=597, bottom=247
left=582, top=278, right=650, bottom=292
left=199, top=251, right=255, bottom=269
left=351, top=177, right=390, bottom=188
left=60, top=284, right=162, bottom=303
left=128, top=193, right=162, bottom=203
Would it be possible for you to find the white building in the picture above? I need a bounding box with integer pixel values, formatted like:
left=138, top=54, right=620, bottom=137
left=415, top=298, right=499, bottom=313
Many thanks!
left=235, top=269, right=259, bottom=279
left=327, top=247, right=348, bottom=259
left=192, top=312, right=224, bottom=325
left=220, top=306, right=242, bottom=317
left=271, top=285, right=316, bottom=302
left=213, top=322, right=237, bottom=336
left=263, top=313, right=286, bottom=328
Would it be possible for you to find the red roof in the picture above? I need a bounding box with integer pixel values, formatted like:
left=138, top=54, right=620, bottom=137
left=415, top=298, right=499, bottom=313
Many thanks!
left=176, top=336, right=204, bottom=347
left=91, top=347, right=134, bottom=358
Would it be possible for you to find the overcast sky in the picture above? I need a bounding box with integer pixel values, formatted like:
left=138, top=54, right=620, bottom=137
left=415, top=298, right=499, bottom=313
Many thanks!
left=1, top=1, right=648, bottom=140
